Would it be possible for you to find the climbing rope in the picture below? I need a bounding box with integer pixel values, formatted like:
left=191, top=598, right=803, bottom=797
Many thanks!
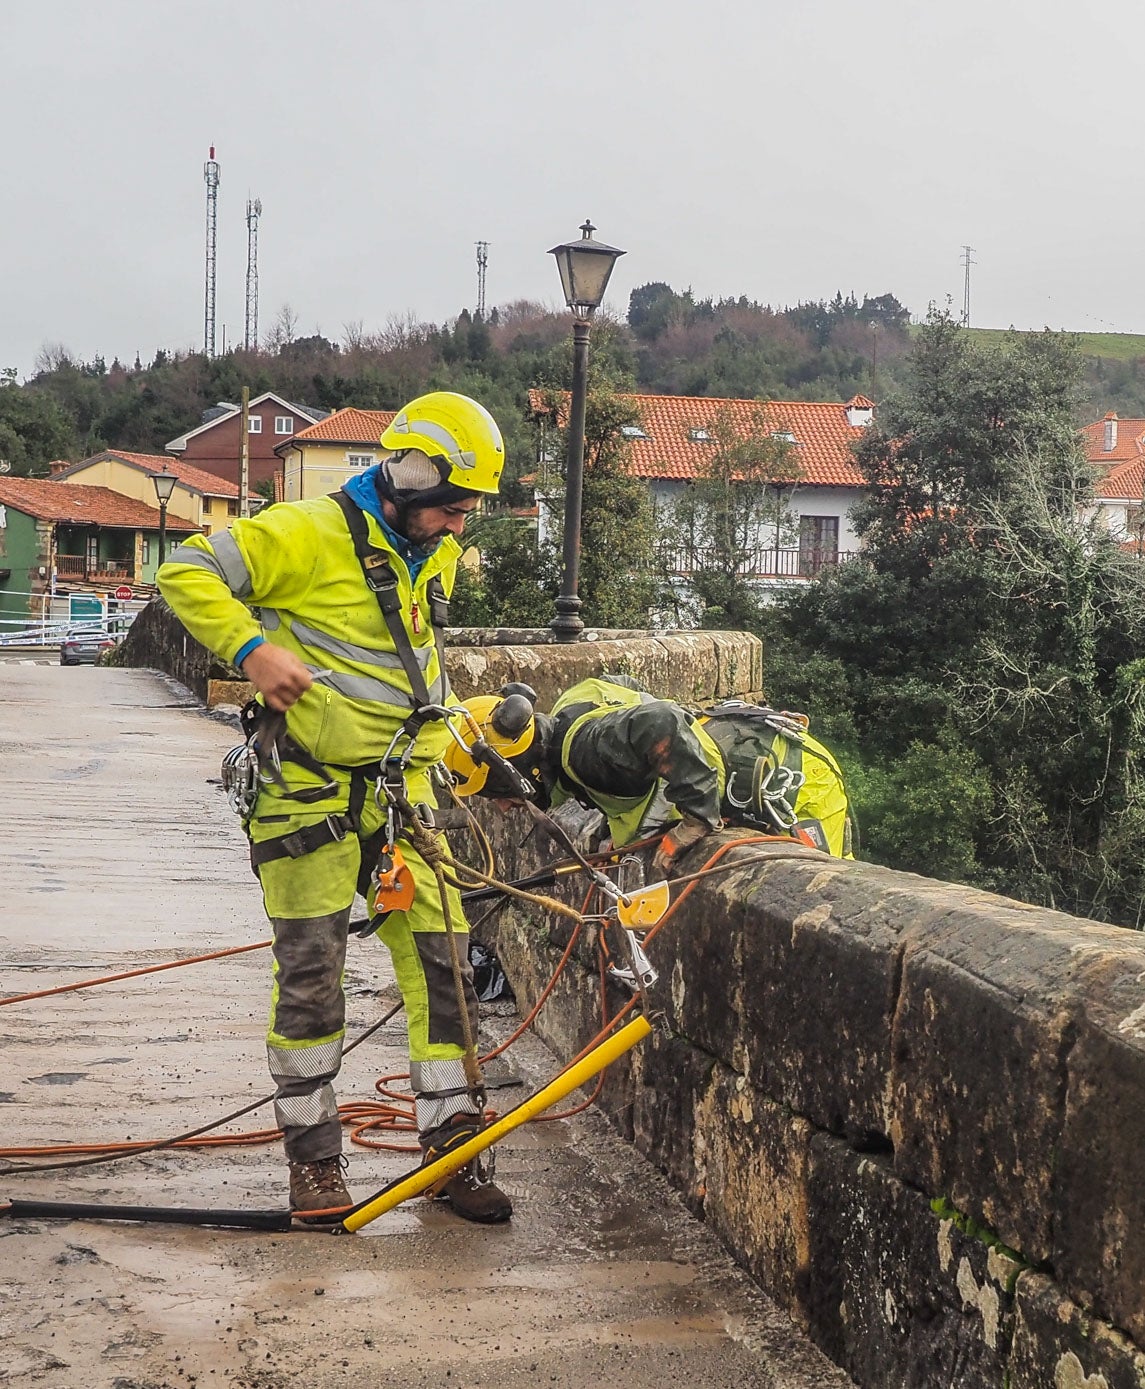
left=0, top=826, right=815, bottom=1176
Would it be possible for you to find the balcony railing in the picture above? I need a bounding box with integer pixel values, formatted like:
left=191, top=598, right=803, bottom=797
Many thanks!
left=56, top=555, right=136, bottom=582
left=660, top=545, right=858, bottom=579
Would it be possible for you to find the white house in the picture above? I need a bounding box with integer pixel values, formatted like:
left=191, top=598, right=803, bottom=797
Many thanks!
left=527, top=388, right=873, bottom=584
left=1082, top=412, right=1145, bottom=549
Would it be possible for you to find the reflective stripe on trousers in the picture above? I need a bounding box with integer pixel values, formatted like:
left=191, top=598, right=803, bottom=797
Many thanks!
left=256, top=775, right=482, bottom=1163
left=267, top=908, right=348, bottom=1164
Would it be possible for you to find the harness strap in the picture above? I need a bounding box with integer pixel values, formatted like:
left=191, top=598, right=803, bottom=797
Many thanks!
left=329, top=489, right=449, bottom=711
left=250, top=813, right=354, bottom=867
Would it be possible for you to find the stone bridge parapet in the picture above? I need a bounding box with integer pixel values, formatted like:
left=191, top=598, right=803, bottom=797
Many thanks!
left=117, top=600, right=1145, bottom=1386
left=478, top=819, right=1145, bottom=1389
left=114, top=601, right=762, bottom=710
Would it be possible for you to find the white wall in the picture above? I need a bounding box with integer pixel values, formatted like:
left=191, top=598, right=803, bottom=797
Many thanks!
left=650, top=479, right=865, bottom=553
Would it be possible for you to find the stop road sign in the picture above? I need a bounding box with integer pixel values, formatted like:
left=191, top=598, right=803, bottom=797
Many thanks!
left=114, top=585, right=134, bottom=601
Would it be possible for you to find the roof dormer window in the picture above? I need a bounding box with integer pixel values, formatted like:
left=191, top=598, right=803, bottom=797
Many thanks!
left=688, top=427, right=712, bottom=442
left=772, top=430, right=797, bottom=444
left=621, top=425, right=650, bottom=440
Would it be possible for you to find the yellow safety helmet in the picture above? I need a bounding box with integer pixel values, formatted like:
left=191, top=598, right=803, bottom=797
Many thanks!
left=444, top=688, right=541, bottom=797
left=380, top=391, right=505, bottom=496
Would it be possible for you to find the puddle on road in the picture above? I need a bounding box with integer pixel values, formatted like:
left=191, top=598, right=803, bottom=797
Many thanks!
left=27, top=1072, right=88, bottom=1085
left=315, top=1257, right=696, bottom=1302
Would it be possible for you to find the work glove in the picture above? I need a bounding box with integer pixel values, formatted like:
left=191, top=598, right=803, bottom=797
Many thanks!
left=651, top=814, right=714, bottom=878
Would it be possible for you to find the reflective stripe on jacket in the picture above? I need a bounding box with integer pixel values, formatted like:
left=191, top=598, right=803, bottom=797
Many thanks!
left=157, top=495, right=460, bottom=769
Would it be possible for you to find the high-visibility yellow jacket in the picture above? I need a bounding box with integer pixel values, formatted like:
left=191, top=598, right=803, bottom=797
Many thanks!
left=157, top=495, right=459, bottom=770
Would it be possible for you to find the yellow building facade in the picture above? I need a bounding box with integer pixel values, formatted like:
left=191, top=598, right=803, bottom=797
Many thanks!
left=50, top=452, right=241, bottom=535
left=277, top=408, right=395, bottom=502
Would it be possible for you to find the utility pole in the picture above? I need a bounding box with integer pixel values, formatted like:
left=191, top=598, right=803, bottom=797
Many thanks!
left=475, top=241, right=489, bottom=318
left=870, top=322, right=880, bottom=399
left=960, top=245, right=976, bottom=328
left=245, top=198, right=262, bottom=351
left=203, top=146, right=220, bottom=357
left=239, top=386, right=251, bottom=518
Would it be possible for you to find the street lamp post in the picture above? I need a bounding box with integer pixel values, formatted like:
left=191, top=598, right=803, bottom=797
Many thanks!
left=548, top=220, right=625, bottom=641
left=149, top=467, right=178, bottom=571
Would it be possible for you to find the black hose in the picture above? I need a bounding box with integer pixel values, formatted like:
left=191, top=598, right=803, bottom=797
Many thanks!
left=3, top=1198, right=292, bottom=1232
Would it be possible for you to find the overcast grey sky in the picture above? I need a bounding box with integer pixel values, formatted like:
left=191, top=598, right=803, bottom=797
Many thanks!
left=2, top=0, right=1139, bottom=378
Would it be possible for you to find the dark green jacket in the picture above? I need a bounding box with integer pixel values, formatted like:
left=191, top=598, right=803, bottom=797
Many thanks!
left=547, top=676, right=724, bottom=845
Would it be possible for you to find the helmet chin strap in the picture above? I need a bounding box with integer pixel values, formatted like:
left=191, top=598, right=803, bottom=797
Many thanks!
left=375, top=455, right=418, bottom=538
left=376, top=453, right=474, bottom=539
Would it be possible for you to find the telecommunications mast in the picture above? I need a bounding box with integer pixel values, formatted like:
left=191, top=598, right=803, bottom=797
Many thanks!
left=245, top=197, right=262, bottom=351
left=960, top=244, right=976, bottom=328
left=203, top=146, right=221, bottom=357
left=475, top=240, right=489, bottom=318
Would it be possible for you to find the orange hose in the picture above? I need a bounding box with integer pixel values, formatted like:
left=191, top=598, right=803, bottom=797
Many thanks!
left=0, top=940, right=272, bottom=1006
left=1, top=836, right=788, bottom=1167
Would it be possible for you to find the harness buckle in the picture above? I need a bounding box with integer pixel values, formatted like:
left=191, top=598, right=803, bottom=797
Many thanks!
left=362, top=556, right=401, bottom=611
left=325, top=813, right=348, bottom=843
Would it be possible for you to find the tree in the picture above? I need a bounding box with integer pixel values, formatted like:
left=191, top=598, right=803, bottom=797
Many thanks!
left=0, top=373, right=75, bottom=475
left=448, top=515, right=556, bottom=628
left=265, top=303, right=299, bottom=352
left=768, top=311, right=1145, bottom=925
left=664, top=404, right=802, bottom=629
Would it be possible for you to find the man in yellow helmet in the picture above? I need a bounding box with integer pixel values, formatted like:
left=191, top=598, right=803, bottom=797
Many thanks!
left=158, top=391, right=514, bottom=1225
left=450, top=676, right=854, bottom=869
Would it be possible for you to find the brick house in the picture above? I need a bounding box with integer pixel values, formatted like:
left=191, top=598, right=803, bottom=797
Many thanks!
left=166, top=393, right=327, bottom=492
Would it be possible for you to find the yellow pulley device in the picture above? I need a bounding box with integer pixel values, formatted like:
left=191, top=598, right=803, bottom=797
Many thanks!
left=616, top=881, right=671, bottom=930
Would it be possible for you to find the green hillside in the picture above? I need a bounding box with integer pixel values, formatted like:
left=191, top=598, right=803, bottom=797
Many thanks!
left=914, top=325, right=1145, bottom=361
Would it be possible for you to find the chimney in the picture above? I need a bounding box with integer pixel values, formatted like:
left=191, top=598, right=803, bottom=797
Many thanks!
left=47, top=459, right=71, bottom=476
left=1104, top=411, right=1119, bottom=452
left=844, top=395, right=875, bottom=428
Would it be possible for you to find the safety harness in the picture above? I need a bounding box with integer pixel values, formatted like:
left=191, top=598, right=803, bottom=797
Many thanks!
left=238, top=488, right=454, bottom=873
left=228, top=488, right=492, bottom=1120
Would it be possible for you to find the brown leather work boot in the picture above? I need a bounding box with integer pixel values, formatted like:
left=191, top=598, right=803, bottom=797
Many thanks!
left=439, top=1159, right=513, bottom=1224
left=288, top=1154, right=352, bottom=1224
left=421, top=1116, right=513, bottom=1224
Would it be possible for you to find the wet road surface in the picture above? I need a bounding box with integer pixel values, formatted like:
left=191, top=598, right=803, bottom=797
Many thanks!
left=0, top=664, right=853, bottom=1388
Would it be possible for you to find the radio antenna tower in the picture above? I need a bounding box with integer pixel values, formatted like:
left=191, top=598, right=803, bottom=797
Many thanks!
left=960, top=244, right=976, bottom=328
left=245, top=197, right=262, bottom=351
left=475, top=240, right=489, bottom=318
left=203, top=146, right=221, bottom=357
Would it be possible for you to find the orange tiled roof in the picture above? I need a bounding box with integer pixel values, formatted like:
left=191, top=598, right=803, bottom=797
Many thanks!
left=1081, top=415, right=1145, bottom=499
left=54, top=450, right=242, bottom=498
left=0, top=478, right=198, bottom=530
left=527, top=389, right=868, bottom=487
left=1098, top=458, right=1145, bottom=501
left=1081, top=413, right=1145, bottom=465
left=288, top=407, right=397, bottom=445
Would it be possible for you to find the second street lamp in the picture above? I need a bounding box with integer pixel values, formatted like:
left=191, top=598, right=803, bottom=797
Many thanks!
left=149, top=466, right=177, bottom=570
left=547, top=220, right=625, bottom=641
